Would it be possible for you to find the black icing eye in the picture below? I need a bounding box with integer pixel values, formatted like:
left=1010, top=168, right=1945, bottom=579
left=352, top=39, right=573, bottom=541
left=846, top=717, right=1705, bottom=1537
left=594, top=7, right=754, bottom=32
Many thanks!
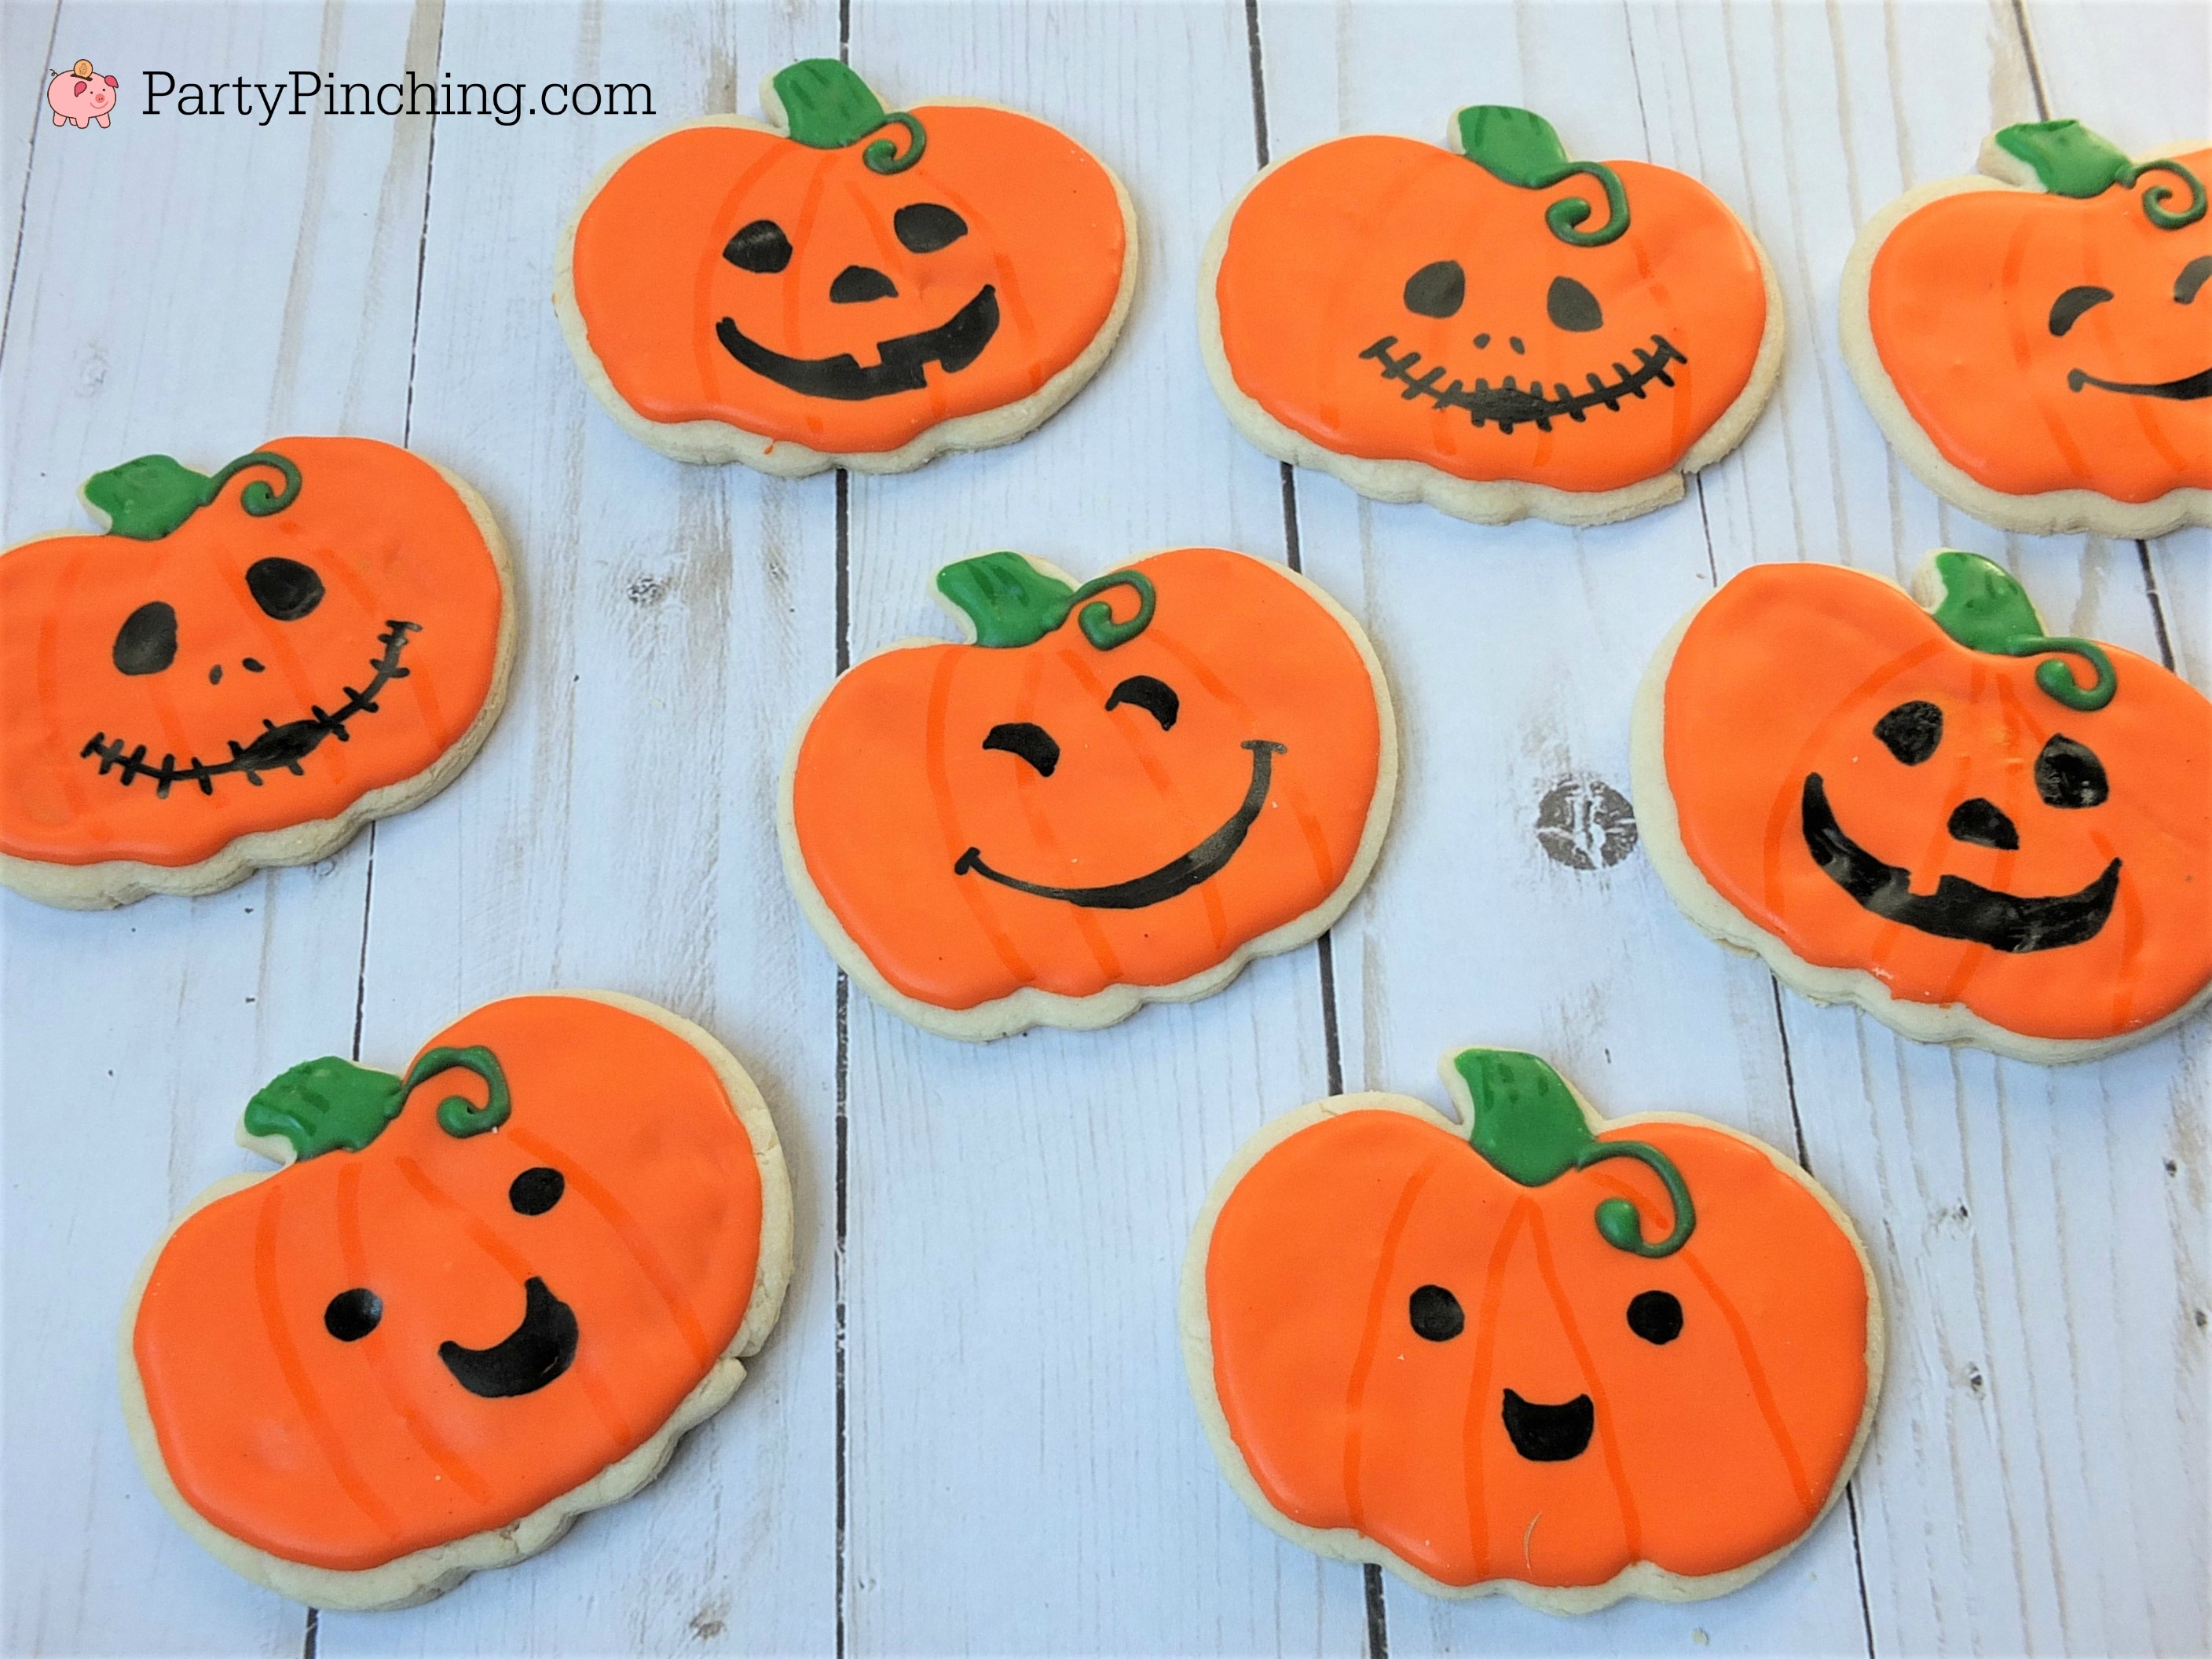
left=1403, top=260, right=1466, bottom=319
left=1408, top=1284, right=1465, bottom=1342
left=244, top=557, right=324, bottom=621
left=2048, top=284, right=2114, bottom=337
left=1873, top=700, right=1943, bottom=765
left=2034, top=733, right=2108, bottom=808
left=509, top=1166, right=566, bottom=1216
left=830, top=265, right=898, bottom=304
left=1546, top=274, right=1603, bottom=332
left=1104, top=674, right=1178, bottom=731
left=982, top=721, right=1060, bottom=778
left=1627, top=1289, right=1683, bottom=1345
left=894, top=202, right=968, bottom=254
left=2177, top=255, right=2212, bottom=305
left=112, top=601, right=178, bottom=676
left=723, top=218, right=793, bottom=273
left=324, top=1287, right=383, bottom=1342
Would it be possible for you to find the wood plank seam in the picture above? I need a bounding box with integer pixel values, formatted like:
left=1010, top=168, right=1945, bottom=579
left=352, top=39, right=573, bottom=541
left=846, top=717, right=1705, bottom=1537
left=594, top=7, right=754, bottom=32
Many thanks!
left=833, top=13, right=854, bottom=1659
left=0, top=0, right=62, bottom=367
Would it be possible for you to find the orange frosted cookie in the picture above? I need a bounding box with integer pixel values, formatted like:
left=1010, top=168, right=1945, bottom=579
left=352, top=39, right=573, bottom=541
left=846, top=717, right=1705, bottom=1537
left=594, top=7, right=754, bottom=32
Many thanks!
left=1182, top=1046, right=1881, bottom=1612
left=0, top=438, right=513, bottom=908
left=122, top=992, right=793, bottom=1610
left=557, top=60, right=1135, bottom=474
left=1201, top=105, right=1782, bottom=526
left=1841, top=119, right=2210, bottom=536
left=1633, top=551, right=2212, bottom=1062
left=779, top=547, right=1397, bottom=1039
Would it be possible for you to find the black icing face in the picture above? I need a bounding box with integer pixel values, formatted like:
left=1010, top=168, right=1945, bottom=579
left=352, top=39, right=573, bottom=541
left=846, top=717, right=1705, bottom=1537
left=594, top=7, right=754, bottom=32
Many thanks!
left=1404, top=1282, right=1598, bottom=1462
left=2056, top=254, right=2212, bottom=402
left=1627, top=1288, right=1683, bottom=1345
left=1799, top=700, right=2122, bottom=952
left=111, top=557, right=327, bottom=681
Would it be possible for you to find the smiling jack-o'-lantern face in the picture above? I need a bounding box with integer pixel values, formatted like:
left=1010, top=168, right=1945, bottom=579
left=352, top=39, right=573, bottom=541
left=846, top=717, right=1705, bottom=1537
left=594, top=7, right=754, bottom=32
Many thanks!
left=1188, top=1049, right=1877, bottom=1602
left=0, top=437, right=509, bottom=896
left=1657, top=552, right=2212, bottom=1046
left=1850, top=119, right=2211, bottom=522
left=782, top=547, right=1395, bottom=1038
left=563, top=60, right=1133, bottom=467
left=1206, top=104, right=1777, bottom=519
left=126, top=994, right=787, bottom=1595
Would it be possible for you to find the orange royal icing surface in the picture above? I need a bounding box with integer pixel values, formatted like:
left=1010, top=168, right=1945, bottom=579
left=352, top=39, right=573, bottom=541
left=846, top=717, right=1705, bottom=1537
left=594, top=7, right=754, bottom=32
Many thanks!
left=569, top=107, right=1126, bottom=453
left=790, top=548, right=1383, bottom=1011
left=133, top=995, right=765, bottom=1572
left=1205, top=1106, right=1869, bottom=1589
left=0, top=437, right=503, bottom=869
left=1215, top=135, right=1767, bottom=492
left=1867, top=150, right=2212, bottom=502
left=1664, top=562, right=2212, bottom=1040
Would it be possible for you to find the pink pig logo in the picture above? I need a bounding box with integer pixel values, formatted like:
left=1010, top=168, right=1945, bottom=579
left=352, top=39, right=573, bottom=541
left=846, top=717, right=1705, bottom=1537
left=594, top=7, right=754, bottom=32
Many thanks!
left=49, top=59, right=118, bottom=129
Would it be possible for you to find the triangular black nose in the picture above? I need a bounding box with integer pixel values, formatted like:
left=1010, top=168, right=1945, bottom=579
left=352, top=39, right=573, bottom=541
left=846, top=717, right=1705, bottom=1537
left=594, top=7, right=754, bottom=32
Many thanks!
left=1947, top=797, right=2020, bottom=851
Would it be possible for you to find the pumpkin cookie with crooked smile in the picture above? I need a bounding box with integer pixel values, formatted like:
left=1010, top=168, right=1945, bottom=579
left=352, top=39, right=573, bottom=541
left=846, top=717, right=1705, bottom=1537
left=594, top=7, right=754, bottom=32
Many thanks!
left=557, top=60, right=1136, bottom=475
left=1841, top=119, right=2211, bottom=537
left=779, top=546, right=1397, bottom=1040
left=1634, top=551, right=2212, bottom=1063
left=1201, top=104, right=1782, bottom=526
left=122, top=992, right=793, bottom=1610
left=1182, top=1047, right=1881, bottom=1611
left=0, top=437, right=513, bottom=909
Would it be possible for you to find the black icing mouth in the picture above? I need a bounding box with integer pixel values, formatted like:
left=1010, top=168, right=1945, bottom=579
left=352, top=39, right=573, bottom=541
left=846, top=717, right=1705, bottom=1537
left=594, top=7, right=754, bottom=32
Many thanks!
left=1501, top=1389, right=1595, bottom=1462
left=716, top=284, right=1000, bottom=401
left=953, top=738, right=1285, bottom=910
left=1801, top=773, right=2120, bottom=951
left=81, top=620, right=419, bottom=799
left=438, top=1276, right=580, bottom=1399
left=2067, top=364, right=2212, bottom=401
left=1358, top=333, right=1686, bottom=435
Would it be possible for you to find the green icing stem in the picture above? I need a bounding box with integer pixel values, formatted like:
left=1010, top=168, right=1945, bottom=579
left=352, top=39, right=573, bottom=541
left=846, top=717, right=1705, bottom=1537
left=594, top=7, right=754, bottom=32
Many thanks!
left=2122, top=156, right=2207, bottom=229
left=1575, top=1141, right=1697, bottom=1257
left=83, top=448, right=301, bottom=541
left=1925, top=549, right=2118, bottom=712
left=771, top=58, right=925, bottom=174
left=934, top=551, right=1156, bottom=651
left=1993, top=119, right=2206, bottom=229
left=405, top=1045, right=511, bottom=1138
left=1452, top=104, right=1629, bottom=247
left=239, top=1043, right=511, bottom=1160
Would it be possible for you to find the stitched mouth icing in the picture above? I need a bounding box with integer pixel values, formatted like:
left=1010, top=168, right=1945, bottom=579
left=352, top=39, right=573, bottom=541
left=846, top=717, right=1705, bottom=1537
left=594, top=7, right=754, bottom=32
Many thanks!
left=716, top=284, right=1002, bottom=401
left=82, top=620, right=419, bottom=798
left=1357, top=332, right=1687, bottom=435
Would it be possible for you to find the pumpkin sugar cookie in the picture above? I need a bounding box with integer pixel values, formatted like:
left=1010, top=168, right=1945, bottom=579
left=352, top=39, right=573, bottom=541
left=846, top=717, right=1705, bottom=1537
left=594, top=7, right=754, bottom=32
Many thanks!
left=1200, top=105, right=1783, bottom=527
left=1840, top=119, right=2210, bottom=537
left=0, top=438, right=515, bottom=909
left=556, top=60, right=1137, bottom=475
left=122, top=991, right=793, bottom=1610
left=1182, top=1046, right=1881, bottom=1612
left=1633, top=551, right=2212, bottom=1064
left=779, top=546, right=1397, bottom=1041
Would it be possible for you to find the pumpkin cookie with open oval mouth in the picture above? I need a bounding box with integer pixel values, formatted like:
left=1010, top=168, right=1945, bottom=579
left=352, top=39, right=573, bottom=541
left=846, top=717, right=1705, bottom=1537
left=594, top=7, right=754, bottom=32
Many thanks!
left=1632, top=551, right=2212, bottom=1063
left=0, top=437, right=514, bottom=909
left=1200, top=105, right=1782, bottom=526
left=1181, top=1046, right=1881, bottom=1611
left=779, top=546, right=1397, bottom=1040
left=557, top=60, right=1136, bottom=475
left=1840, top=119, right=2211, bottom=537
left=121, top=991, right=793, bottom=1610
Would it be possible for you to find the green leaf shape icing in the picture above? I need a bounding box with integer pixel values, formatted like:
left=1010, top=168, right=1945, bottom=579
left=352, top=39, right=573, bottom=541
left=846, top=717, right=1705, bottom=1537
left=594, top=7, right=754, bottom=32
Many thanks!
left=242, top=1057, right=409, bottom=1161
left=771, top=59, right=925, bottom=173
left=83, top=449, right=302, bottom=540
left=934, top=553, right=1156, bottom=651
left=1994, top=119, right=2207, bottom=229
left=1925, top=550, right=2117, bottom=712
left=1452, top=104, right=1629, bottom=247
left=1448, top=1047, right=1695, bottom=1258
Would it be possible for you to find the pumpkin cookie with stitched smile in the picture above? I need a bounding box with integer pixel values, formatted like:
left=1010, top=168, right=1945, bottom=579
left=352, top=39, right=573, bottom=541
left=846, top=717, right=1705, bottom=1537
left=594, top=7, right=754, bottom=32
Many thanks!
left=1841, top=119, right=2212, bottom=536
left=779, top=546, right=1397, bottom=1041
left=1634, top=551, right=2212, bottom=1063
left=1182, top=1047, right=1881, bottom=1611
left=557, top=60, right=1136, bottom=474
left=122, top=992, right=793, bottom=1610
left=0, top=437, right=514, bottom=909
left=1201, top=104, right=1783, bottom=526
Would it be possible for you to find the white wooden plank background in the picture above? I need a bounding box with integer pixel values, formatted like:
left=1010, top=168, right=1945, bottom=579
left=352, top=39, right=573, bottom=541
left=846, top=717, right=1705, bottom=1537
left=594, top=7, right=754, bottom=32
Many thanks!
left=2, top=2, right=2204, bottom=1656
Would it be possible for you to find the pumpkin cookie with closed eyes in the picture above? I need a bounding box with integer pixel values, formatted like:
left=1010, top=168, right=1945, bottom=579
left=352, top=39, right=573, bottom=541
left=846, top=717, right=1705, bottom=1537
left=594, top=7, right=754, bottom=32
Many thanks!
left=122, top=991, right=793, bottom=1610
left=1200, top=105, right=1783, bottom=526
left=779, top=546, right=1397, bottom=1041
left=0, top=437, right=514, bottom=909
left=1633, top=551, right=2212, bottom=1063
left=1840, top=119, right=2210, bottom=537
left=1182, top=1047, right=1881, bottom=1612
left=557, top=60, right=1137, bottom=474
